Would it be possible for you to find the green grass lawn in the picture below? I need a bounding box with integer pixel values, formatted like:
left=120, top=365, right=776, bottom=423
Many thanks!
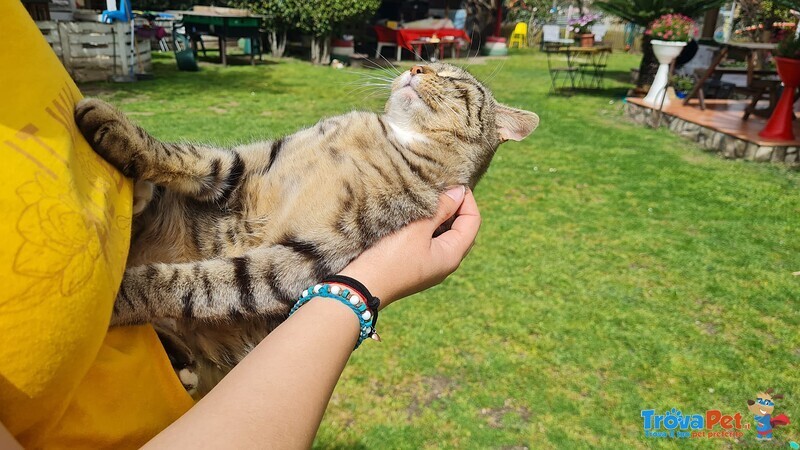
left=83, top=49, right=800, bottom=449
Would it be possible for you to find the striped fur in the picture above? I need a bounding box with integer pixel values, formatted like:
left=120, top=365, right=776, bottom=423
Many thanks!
left=75, top=63, right=539, bottom=397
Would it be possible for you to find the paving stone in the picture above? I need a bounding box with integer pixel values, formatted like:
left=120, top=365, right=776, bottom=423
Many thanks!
left=733, top=139, right=746, bottom=158
left=754, top=146, right=774, bottom=162
left=744, top=143, right=758, bottom=160
left=771, top=147, right=787, bottom=163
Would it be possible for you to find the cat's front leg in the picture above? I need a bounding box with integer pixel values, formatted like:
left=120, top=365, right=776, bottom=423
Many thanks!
left=110, top=243, right=351, bottom=326
left=75, top=99, right=245, bottom=203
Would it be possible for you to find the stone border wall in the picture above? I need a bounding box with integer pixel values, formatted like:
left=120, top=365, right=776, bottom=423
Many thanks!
left=624, top=101, right=799, bottom=166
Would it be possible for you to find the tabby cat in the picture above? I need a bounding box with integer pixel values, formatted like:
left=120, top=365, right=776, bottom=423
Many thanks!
left=75, top=63, right=539, bottom=397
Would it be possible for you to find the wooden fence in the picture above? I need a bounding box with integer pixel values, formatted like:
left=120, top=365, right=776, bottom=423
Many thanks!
left=36, top=20, right=152, bottom=82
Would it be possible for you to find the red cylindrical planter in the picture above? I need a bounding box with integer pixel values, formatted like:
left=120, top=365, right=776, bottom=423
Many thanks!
left=759, top=56, right=800, bottom=141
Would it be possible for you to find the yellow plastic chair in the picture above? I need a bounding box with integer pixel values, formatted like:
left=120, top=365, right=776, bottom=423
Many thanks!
left=509, top=22, right=527, bottom=48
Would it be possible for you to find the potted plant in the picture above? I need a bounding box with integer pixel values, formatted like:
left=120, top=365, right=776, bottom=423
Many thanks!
left=568, top=13, right=601, bottom=47
left=759, top=33, right=800, bottom=140
left=594, top=0, right=726, bottom=89
left=671, top=74, right=694, bottom=99
left=642, top=14, right=696, bottom=107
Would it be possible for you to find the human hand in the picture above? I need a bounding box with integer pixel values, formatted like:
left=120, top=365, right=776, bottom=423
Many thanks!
left=338, top=186, right=481, bottom=309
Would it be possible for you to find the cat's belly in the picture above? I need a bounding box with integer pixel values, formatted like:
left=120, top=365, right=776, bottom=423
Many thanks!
left=158, top=315, right=281, bottom=398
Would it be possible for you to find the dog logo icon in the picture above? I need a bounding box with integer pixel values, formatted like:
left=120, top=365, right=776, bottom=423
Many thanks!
left=746, top=389, right=790, bottom=440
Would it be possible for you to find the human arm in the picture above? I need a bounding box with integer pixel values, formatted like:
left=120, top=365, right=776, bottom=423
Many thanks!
left=143, top=186, right=480, bottom=449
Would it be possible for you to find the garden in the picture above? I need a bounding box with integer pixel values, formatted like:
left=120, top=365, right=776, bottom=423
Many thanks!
left=80, top=45, right=800, bottom=447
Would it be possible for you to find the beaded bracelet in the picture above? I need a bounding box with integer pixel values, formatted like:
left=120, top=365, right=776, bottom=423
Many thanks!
left=289, top=280, right=380, bottom=350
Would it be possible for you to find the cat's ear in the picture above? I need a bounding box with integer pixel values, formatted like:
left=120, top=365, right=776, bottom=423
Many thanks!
left=495, top=104, right=539, bottom=142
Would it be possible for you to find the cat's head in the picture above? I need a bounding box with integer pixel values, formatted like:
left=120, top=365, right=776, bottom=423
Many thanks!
left=384, top=62, right=539, bottom=184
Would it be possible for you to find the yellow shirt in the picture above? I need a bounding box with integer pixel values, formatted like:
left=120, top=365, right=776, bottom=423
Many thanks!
left=0, top=4, right=193, bottom=448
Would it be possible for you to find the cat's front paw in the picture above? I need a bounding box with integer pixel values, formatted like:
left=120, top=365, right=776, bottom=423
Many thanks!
left=75, top=98, right=142, bottom=177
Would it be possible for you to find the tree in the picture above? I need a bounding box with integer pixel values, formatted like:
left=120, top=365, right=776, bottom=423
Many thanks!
left=463, top=0, right=499, bottom=46
left=294, top=0, right=381, bottom=64
left=230, top=0, right=300, bottom=58
left=505, top=0, right=557, bottom=46
left=736, top=0, right=793, bottom=43
left=594, top=0, right=726, bottom=87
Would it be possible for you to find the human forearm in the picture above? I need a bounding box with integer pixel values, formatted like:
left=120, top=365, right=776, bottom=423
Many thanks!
left=144, top=298, right=358, bottom=449
left=144, top=186, right=480, bottom=448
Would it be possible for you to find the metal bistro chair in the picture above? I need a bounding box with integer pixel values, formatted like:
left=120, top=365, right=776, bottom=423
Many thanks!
left=577, top=47, right=611, bottom=89
left=544, top=43, right=577, bottom=94
left=590, top=24, right=608, bottom=43
left=540, top=24, right=561, bottom=50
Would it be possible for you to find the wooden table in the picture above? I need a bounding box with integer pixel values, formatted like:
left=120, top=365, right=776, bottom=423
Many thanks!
left=177, top=10, right=262, bottom=66
left=683, top=42, right=778, bottom=111
left=562, top=45, right=612, bottom=89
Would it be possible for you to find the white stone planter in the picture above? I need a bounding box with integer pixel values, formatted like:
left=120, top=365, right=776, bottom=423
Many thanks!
left=643, top=40, right=687, bottom=108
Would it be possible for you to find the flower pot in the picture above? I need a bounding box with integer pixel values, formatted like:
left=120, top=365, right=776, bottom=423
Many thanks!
left=759, top=56, right=800, bottom=141
left=675, top=91, right=688, bottom=99
left=576, top=33, right=594, bottom=47
left=643, top=40, right=687, bottom=108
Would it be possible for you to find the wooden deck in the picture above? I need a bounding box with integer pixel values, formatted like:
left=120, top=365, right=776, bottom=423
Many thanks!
left=624, top=97, right=800, bottom=164
left=626, top=97, right=800, bottom=146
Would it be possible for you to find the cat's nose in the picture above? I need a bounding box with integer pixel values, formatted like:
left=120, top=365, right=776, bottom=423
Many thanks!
left=410, top=65, right=432, bottom=75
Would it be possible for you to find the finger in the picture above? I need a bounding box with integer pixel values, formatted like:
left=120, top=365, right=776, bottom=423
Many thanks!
left=427, top=185, right=466, bottom=230
left=454, top=187, right=479, bottom=220
left=432, top=189, right=481, bottom=258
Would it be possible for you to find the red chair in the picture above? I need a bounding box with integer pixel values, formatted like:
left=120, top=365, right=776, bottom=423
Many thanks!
left=373, top=26, right=401, bottom=61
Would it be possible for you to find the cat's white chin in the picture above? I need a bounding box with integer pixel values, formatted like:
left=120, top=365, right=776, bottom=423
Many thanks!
left=395, top=85, right=419, bottom=101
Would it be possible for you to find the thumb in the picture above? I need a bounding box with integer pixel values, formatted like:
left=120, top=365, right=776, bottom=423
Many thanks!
left=432, top=185, right=466, bottom=225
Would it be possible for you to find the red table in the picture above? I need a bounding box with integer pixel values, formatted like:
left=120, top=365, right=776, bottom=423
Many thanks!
left=396, top=28, right=471, bottom=50
left=374, top=26, right=470, bottom=61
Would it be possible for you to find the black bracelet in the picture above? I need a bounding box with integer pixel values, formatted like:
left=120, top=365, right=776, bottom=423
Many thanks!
left=322, top=274, right=381, bottom=333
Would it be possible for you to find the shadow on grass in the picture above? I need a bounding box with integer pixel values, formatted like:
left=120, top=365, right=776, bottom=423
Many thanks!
left=194, top=51, right=281, bottom=67
left=548, top=86, right=630, bottom=100
left=604, top=69, right=636, bottom=84
left=79, top=54, right=289, bottom=97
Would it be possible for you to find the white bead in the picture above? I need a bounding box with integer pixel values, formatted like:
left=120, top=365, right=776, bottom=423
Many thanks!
left=362, top=310, right=372, bottom=321
left=313, top=284, right=322, bottom=293
left=302, top=290, right=309, bottom=298
left=330, top=285, right=341, bottom=295
left=349, top=294, right=361, bottom=305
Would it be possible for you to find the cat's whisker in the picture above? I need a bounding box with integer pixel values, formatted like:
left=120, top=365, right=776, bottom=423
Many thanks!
left=338, top=80, right=391, bottom=91
left=461, top=29, right=482, bottom=71
left=345, top=85, right=391, bottom=98
left=431, top=93, right=461, bottom=122
left=376, top=53, right=402, bottom=75
left=482, top=57, right=507, bottom=85
left=408, top=45, right=432, bottom=66
left=345, top=87, right=389, bottom=99
left=347, top=74, right=396, bottom=86
left=341, top=80, right=393, bottom=90
left=341, top=70, right=395, bottom=83
left=350, top=82, right=392, bottom=89
left=340, top=76, right=393, bottom=88
left=362, top=58, right=401, bottom=78
left=352, top=74, right=395, bottom=84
